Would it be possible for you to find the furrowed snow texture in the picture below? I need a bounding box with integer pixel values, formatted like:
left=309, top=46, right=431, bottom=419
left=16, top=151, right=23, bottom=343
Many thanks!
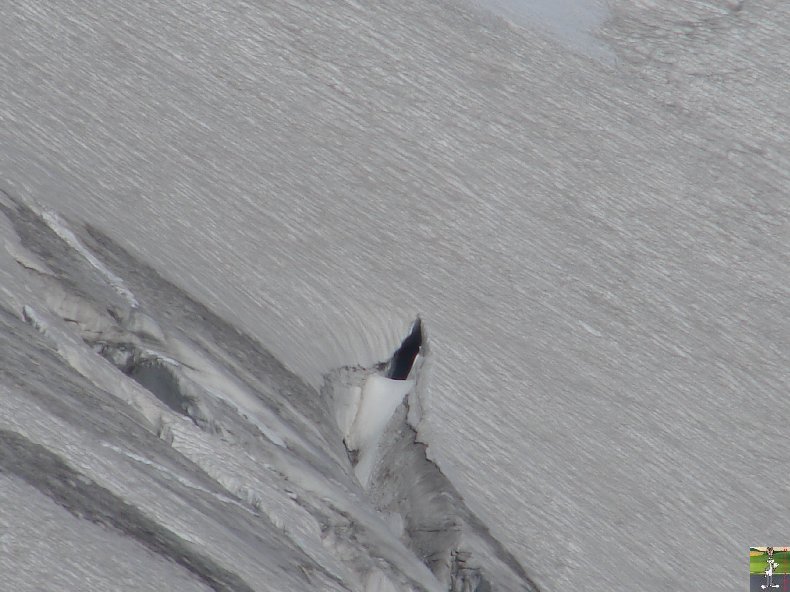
left=0, top=194, right=538, bottom=591
left=0, top=430, right=256, bottom=592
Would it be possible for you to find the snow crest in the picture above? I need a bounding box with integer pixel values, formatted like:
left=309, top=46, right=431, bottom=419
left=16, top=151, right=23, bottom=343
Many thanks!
left=0, top=199, right=538, bottom=591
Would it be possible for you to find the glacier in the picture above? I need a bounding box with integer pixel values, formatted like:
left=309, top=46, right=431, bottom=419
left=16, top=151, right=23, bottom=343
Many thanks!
left=0, top=195, right=537, bottom=591
left=1, top=0, right=788, bottom=590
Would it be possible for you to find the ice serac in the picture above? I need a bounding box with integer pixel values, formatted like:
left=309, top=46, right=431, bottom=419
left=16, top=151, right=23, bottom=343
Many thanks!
left=325, top=320, right=538, bottom=591
left=0, top=196, right=538, bottom=592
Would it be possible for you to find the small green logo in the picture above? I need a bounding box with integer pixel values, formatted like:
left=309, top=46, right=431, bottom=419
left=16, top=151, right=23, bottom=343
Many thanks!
left=751, top=547, right=790, bottom=591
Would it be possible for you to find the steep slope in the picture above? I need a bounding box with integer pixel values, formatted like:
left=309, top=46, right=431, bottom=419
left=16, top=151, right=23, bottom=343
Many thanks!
left=1, top=0, right=787, bottom=589
left=0, top=195, right=538, bottom=590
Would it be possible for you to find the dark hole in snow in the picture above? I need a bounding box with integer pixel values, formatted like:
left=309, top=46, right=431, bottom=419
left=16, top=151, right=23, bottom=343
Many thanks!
left=94, top=344, right=193, bottom=418
left=96, top=344, right=212, bottom=433
left=387, top=318, right=422, bottom=380
left=128, top=359, right=191, bottom=416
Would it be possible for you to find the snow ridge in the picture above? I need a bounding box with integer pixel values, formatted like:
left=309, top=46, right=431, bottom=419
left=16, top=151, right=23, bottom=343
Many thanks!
left=0, top=430, right=257, bottom=592
left=0, top=196, right=540, bottom=591
left=324, top=322, right=539, bottom=592
left=40, top=209, right=140, bottom=308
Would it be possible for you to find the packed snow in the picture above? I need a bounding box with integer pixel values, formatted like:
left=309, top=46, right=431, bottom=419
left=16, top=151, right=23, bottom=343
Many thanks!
left=346, top=375, right=416, bottom=486
left=1, top=0, right=788, bottom=590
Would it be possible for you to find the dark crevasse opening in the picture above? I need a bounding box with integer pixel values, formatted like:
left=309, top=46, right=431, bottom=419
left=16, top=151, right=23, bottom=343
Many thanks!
left=128, top=359, right=186, bottom=416
left=95, top=342, right=208, bottom=429
left=386, top=318, right=422, bottom=380
left=125, top=356, right=212, bottom=431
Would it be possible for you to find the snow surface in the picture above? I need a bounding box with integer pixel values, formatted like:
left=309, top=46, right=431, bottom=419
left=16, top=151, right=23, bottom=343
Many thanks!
left=0, top=200, right=532, bottom=591
left=1, top=0, right=788, bottom=590
left=346, top=375, right=416, bottom=486
left=475, top=0, right=612, bottom=59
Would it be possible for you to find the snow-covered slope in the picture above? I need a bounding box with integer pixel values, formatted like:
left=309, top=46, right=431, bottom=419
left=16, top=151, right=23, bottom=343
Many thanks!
left=1, top=0, right=788, bottom=590
left=0, top=195, right=537, bottom=591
